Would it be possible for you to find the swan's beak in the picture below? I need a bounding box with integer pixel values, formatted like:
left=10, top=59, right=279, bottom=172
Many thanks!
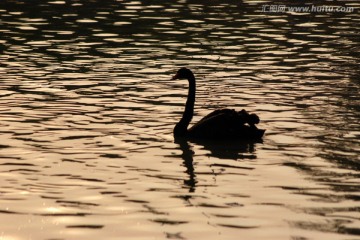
left=171, top=73, right=179, bottom=80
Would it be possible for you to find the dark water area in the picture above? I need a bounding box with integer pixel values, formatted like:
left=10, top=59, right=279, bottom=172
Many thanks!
left=0, top=0, right=359, bottom=239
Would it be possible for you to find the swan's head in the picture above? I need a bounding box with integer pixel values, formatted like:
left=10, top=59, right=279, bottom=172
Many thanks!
left=172, top=67, right=194, bottom=80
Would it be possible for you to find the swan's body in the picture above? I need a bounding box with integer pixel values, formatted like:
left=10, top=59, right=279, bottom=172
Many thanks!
left=173, top=68, right=265, bottom=140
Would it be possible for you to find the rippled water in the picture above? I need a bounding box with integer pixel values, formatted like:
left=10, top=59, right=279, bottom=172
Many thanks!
left=0, top=0, right=359, bottom=239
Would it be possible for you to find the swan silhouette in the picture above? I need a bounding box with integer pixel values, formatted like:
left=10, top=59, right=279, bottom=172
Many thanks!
left=172, top=67, right=265, bottom=140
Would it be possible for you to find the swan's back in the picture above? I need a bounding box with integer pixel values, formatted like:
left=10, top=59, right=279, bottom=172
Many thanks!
left=188, top=109, right=265, bottom=139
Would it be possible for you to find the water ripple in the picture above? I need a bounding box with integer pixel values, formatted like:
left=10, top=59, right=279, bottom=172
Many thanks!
left=0, top=0, right=359, bottom=239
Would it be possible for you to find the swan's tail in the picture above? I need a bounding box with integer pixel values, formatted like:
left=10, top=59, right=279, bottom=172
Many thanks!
left=238, top=109, right=260, bottom=126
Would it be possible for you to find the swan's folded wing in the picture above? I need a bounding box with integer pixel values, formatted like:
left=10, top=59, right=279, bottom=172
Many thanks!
left=189, top=109, right=264, bottom=139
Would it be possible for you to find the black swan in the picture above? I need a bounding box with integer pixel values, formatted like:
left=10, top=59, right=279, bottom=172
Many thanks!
left=172, top=67, right=265, bottom=140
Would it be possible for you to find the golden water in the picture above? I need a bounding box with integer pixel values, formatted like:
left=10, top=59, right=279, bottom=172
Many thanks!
left=0, top=0, right=359, bottom=239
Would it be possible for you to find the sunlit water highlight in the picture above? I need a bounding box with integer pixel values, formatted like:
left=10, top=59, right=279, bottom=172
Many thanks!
left=0, top=0, right=359, bottom=239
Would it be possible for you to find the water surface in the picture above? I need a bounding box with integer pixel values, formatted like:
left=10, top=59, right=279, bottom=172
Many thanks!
left=0, top=0, right=359, bottom=239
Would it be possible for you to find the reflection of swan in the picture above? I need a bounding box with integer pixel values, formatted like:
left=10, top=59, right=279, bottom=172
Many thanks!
left=172, top=68, right=265, bottom=139
left=174, top=137, right=197, bottom=192
left=191, top=138, right=258, bottom=160
left=174, top=134, right=259, bottom=193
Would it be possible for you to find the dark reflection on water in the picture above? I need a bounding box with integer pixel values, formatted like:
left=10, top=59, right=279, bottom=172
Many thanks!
left=175, top=137, right=259, bottom=193
left=174, top=137, right=197, bottom=192
left=191, top=138, right=258, bottom=160
left=0, top=0, right=359, bottom=239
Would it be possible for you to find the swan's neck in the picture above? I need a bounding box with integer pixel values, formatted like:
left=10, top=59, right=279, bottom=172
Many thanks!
left=174, top=75, right=196, bottom=137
